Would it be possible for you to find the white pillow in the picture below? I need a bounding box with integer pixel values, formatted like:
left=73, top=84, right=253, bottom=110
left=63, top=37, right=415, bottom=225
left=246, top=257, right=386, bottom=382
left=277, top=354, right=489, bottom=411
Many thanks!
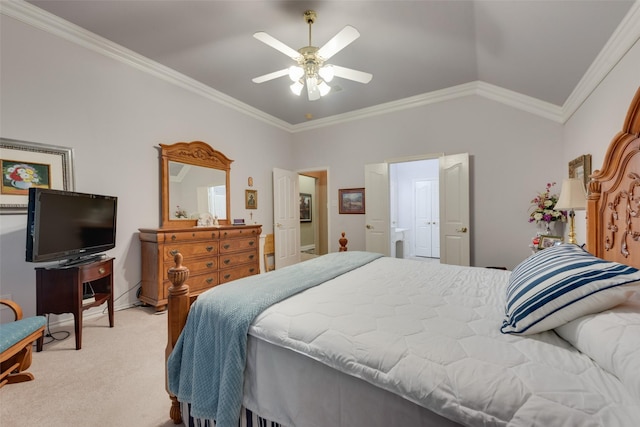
left=555, top=296, right=640, bottom=401
left=501, top=244, right=640, bottom=335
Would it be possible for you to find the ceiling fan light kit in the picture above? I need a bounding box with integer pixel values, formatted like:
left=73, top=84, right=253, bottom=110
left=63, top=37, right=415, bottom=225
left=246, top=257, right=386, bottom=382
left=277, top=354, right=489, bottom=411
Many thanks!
left=253, top=10, right=372, bottom=101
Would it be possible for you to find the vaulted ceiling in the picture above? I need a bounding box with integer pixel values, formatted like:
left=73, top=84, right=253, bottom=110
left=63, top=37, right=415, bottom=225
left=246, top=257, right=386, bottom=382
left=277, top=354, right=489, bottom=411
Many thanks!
left=24, top=1, right=637, bottom=127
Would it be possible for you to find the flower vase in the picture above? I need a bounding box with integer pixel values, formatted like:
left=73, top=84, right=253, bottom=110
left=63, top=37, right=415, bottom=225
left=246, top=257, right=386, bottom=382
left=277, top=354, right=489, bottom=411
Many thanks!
left=542, top=221, right=555, bottom=235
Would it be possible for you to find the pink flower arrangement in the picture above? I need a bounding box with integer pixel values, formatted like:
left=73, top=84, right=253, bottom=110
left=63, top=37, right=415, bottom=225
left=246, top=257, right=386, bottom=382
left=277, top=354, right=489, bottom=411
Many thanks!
left=528, top=182, right=567, bottom=224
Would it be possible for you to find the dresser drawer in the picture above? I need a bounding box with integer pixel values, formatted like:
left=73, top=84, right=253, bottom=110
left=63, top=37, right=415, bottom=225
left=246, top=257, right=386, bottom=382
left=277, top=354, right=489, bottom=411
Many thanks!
left=219, top=237, right=257, bottom=253
left=219, top=264, right=259, bottom=284
left=161, top=230, right=219, bottom=243
left=163, top=257, right=218, bottom=280
left=219, top=250, right=257, bottom=268
left=163, top=242, right=218, bottom=261
left=220, top=227, right=260, bottom=240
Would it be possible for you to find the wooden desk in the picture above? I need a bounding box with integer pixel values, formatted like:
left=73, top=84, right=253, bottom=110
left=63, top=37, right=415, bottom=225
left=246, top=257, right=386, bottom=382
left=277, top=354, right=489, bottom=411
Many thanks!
left=35, top=257, right=114, bottom=350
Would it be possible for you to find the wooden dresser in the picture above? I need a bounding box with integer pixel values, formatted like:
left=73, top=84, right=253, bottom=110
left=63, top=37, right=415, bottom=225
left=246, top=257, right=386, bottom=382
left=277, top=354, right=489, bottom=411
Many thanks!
left=138, top=224, right=262, bottom=311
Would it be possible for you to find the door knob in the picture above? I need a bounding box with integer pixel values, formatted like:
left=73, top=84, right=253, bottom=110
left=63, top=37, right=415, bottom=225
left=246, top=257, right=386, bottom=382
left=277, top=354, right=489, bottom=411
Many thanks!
left=456, top=227, right=468, bottom=233
left=366, top=224, right=374, bottom=229
left=276, top=223, right=282, bottom=228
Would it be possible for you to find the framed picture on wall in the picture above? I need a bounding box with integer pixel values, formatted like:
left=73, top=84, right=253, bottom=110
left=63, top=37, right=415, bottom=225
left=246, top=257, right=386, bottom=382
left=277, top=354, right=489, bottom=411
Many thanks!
left=0, top=138, right=74, bottom=214
left=339, top=188, right=365, bottom=214
left=300, top=193, right=312, bottom=222
left=245, top=189, right=257, bottom=209
left=568, top=154, right=592, bottom=191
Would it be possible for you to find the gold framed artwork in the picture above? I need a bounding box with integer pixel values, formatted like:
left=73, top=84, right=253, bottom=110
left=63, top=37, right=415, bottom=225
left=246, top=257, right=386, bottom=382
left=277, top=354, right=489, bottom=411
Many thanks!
left=568, top=154, right=592, bottom=191
left=0, top=138, right=74, bottom=214
left=339, top=188, right=365, bottom=214
left=245, top=189, right=257, bottom=209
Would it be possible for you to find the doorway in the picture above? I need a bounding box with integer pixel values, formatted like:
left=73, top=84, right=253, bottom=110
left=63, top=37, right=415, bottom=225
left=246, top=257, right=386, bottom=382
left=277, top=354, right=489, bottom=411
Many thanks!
left=300, top=170, right=328, bottom=259
left=389, top=159, right=440, bottom=260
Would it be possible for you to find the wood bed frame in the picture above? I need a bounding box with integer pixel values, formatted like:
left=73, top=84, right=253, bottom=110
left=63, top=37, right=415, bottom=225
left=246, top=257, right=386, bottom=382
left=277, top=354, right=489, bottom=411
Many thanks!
left=586, top=87, right=640, bottom=266
left=164, top=87, right=640, bottom=424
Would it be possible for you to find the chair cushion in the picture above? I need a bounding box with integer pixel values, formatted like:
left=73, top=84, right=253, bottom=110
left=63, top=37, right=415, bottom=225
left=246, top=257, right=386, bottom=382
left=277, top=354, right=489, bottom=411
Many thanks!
left=0, top=316, right=46, bottom=353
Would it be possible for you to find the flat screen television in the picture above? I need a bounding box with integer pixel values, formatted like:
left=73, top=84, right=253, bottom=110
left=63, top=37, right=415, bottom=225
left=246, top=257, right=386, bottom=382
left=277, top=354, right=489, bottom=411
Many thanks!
left=25, top=188, right=118, bottom=264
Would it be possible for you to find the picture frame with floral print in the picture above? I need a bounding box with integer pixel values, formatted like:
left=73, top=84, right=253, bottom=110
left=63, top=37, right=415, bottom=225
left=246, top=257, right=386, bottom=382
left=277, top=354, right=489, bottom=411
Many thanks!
left=0, top=138, right=74, bottom=214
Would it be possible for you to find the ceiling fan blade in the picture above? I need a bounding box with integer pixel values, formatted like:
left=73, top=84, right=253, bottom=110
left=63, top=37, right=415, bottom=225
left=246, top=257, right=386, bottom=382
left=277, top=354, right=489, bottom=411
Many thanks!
left=331, top=65, right=373, bottom=84
left=317, top=25, right=360, bottom=60
left=253, top=32, right=301, bottom=60
left=252, top=69, right=290, bottom=84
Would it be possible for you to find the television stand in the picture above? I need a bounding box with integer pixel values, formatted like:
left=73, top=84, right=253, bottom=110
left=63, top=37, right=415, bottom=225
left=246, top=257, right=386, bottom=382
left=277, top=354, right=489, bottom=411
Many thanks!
left=35, top=257, right=114, bottom=351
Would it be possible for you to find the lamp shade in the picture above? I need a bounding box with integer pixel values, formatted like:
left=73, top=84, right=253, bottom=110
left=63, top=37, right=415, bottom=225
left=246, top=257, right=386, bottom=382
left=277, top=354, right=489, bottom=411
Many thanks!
left=554, top=178, right=587, bottom=211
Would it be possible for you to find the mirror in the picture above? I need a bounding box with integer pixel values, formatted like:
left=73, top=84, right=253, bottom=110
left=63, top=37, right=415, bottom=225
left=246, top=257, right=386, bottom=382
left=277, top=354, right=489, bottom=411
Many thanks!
left=160, top=141, right=232, bottom=227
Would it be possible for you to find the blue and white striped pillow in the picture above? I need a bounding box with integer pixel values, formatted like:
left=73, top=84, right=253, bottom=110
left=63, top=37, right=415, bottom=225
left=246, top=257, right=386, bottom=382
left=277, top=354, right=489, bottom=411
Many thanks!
left=501, top=244, right=640, bottom=335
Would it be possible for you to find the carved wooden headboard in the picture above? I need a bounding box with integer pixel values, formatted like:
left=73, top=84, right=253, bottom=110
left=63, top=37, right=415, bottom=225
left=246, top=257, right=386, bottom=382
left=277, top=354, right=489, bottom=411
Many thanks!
left=587, top=87, right=640, bottom=267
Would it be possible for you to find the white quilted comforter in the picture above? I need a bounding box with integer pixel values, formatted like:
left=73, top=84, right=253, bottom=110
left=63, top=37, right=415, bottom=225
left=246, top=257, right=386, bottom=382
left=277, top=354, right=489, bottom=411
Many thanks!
left=249, top=257, right=640, bottom=426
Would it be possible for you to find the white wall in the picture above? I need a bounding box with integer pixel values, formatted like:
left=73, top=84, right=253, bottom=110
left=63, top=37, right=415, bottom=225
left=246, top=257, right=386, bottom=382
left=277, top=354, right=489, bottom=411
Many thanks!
left=292, top=96, right=565, bottom=269
left=0, top=15, right=294, bottom=318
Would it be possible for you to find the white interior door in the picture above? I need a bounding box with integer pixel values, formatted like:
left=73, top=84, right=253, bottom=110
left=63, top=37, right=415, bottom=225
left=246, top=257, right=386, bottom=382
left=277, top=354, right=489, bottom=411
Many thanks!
left=439, top=153, right=470, bottom=266
left=415, top=179, right=439, bottom=258
left=414, top=180, right=431, bottom=257
left=273, top=168, right=300, bottom=268
left=431, top=183, right=440, bottom=258
left=364, top=163, right=390, bottom=256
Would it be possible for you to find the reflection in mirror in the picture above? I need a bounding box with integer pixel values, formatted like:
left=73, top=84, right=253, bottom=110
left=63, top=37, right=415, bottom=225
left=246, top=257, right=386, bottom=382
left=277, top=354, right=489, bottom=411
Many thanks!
left=168, top=162, right=227, bottom=220
left=160, top=141, right=232, bottom=228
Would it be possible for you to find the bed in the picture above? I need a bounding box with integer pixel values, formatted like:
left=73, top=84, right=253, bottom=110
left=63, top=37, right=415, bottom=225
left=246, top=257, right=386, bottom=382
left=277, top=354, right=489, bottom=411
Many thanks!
left=165, top=87, right=640, bottom=427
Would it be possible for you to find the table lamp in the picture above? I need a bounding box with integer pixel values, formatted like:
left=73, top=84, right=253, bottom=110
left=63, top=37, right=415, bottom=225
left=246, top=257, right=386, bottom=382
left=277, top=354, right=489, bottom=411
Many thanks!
left=554, top=178, right=587, bottom=244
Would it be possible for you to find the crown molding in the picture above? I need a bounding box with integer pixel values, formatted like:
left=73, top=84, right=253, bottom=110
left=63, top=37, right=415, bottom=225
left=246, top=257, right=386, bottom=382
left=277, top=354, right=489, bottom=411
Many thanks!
left=562, top=1, right=640, bottom=122
left=3, top=0, right=635, bottom=133
left=0, top=0, right=293, bottom=132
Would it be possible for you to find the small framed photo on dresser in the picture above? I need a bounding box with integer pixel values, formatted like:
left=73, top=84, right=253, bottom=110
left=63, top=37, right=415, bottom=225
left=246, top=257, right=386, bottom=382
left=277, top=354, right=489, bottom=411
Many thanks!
left=538, top=235, right=563, bottom=250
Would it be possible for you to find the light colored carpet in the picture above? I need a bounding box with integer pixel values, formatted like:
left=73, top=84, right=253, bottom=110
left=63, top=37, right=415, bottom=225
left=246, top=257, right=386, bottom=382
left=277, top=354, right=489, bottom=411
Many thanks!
left=0, top=306, right=176, bottom=427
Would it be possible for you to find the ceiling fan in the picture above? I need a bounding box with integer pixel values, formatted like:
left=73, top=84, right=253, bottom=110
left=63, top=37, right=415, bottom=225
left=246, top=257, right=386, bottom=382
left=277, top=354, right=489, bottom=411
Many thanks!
left=252, top=10, right=373, bottom=101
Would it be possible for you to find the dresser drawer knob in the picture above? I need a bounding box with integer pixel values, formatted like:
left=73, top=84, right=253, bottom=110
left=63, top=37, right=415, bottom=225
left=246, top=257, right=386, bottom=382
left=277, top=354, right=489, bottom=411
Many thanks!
left=249, top=254, right=254, bottom=260
left=249, top=268, right=255, bottom=273
left=206, top=277, right=214, bottom=284
left=170, top=250, right=179, bottom=256
left=249, top=241, right=255, bottom=246
left=224, top=274, right=231, bottom=280
left=98, top=267, right=105, bottom=275
left=223, top=244, right=230, bottom=250
left=171, top=235, right=177, bottom=241
left=223, top=259, right=230, bottom=265
left=206, top=262, right=213, bottom=268
left=206, top=246, right=214, bottom=252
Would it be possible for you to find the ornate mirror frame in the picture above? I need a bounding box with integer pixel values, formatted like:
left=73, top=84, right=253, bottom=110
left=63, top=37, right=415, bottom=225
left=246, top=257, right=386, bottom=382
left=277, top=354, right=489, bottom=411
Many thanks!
left=160, top=141, right=233, bottom=228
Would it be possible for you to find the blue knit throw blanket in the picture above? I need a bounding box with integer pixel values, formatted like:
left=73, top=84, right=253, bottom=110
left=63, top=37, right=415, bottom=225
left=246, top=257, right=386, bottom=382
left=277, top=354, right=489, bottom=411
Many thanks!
left=167, top=251, right=383, bottom=427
